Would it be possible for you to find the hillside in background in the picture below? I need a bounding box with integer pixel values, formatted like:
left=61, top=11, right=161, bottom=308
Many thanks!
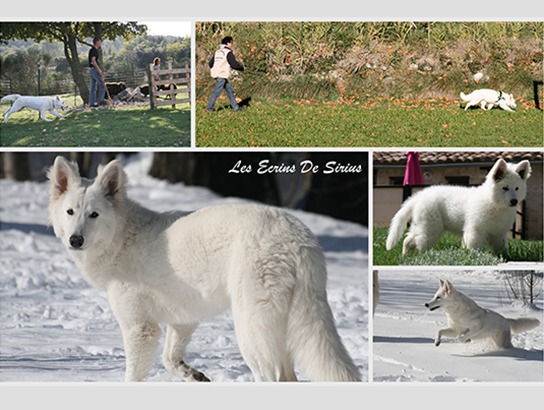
left=196, top=22, right=543, bottom=101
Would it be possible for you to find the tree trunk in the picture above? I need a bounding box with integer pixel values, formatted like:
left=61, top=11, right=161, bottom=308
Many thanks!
left=2, top=153, right=31, bottom=181
left=63, top=32, right=89, bottom=104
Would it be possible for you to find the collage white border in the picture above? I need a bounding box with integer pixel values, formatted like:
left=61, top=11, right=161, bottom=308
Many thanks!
left=1, top=1, right=543, bottom=407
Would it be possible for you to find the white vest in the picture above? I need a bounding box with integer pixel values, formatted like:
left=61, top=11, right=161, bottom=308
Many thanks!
left=210, top=47, right=232, bottom=79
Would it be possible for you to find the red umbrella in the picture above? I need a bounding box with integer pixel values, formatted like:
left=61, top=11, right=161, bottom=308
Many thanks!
left=403, top=151, right=424, bottom=186
left=402, top=152, right=424, bottom=201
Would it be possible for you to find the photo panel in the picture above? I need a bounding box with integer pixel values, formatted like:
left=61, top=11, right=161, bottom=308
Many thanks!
left=194, top=21, right=543, bottom=148
left=0, top=151, right=369, bottom=382
left=372, top=150, right=544, bottom=266
left=372, top=268, right=544, bottom=382
left=0, top=22, right=191, bottom=148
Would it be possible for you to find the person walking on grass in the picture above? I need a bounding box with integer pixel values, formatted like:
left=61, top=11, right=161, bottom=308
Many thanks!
left=88, top=37, right=106, bottom=107
left=206, top=36, right=245, bottom=112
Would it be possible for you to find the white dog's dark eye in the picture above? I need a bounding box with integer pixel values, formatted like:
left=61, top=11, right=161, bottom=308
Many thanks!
left=515, top=187, right=519, bottom=191
left=502, top=187, right=509, bottom=191
left=89, top=212, right=99, bottom=219
left=67, top=209, right=74, bottom=215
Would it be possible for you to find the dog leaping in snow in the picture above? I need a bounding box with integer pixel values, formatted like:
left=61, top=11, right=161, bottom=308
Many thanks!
left=425, top=279, right=540, bottom=349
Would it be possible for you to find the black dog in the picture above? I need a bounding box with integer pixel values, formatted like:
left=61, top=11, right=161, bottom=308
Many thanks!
left=105, top=82, right=127, bottom=97
left=139, top=83, right=178, bottom=97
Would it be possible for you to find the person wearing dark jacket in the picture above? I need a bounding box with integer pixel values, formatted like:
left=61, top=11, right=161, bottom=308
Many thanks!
left=206, top=36, right=245, bottom=111
left=88, top=37, right=106, bottom=107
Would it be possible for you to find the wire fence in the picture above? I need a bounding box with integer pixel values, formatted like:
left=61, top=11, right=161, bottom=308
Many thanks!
left=0, top=68, right=149, bottom=97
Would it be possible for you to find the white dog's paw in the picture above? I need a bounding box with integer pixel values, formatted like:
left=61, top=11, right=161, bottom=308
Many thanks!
left=179, top=361, right=210, bottom=382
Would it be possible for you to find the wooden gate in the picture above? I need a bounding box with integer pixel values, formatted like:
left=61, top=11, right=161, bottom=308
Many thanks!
left=147, top=61, right=190, bottom=109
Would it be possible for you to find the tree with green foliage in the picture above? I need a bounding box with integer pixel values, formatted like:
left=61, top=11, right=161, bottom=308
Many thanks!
left=112, top=35, right=190, bottom=71
left=1, top=22, right=146, bottom=103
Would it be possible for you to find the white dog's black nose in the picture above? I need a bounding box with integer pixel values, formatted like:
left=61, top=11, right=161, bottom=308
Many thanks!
left=69, top=235, right=84, bottom=249
left=510, top=199, right=518, bottom=206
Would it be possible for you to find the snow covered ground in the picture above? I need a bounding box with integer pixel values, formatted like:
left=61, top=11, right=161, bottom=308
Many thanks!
left=0, top=153, right=369, bottom=382
left=373, top=269, right=543, bottom=382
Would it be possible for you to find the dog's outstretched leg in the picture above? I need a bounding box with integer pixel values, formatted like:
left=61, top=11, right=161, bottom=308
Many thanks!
left=435, top=327, right=459, bottom=346
left=3, top=107, right=16, bottom=123
left=498, top=100, right=515, bottom=112
left=49, top=109, right=67, bottom=119
left=163, top=323, right=210, bottom=382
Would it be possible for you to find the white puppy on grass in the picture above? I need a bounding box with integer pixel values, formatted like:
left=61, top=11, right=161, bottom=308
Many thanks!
left=386, top=159, right=531, bottom=256
left=460, top=89, right=517, bottom=112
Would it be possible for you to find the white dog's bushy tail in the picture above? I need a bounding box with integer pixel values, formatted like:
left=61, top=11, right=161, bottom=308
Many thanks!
left=459, top=92, right=470, bottom=102
left=386, top=199, right=414, bottom=250
left=508, top=317, right=541, bottom=334
left=287, top=246, right=361, bottom=381
left=0, top=94, right=21, bottom=103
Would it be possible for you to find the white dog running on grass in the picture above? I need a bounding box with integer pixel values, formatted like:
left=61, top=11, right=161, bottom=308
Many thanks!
left=460, top=89, right=517, bottom=112
left=48, top=156, right=361, bottom=382
left=386, top=159, right=531, bottom=256
left=425, top=279, right=540, bottom=348
left=1, top=94, right=68, bottom=123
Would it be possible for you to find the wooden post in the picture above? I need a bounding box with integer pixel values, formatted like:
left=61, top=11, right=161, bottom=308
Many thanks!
left=186, top=63, right=190, bottom=106
left=147, top=63, right=155, bottom=109
left=534, top=80, right=543, bottom=110
left=168, top=61, right=175, bottom=109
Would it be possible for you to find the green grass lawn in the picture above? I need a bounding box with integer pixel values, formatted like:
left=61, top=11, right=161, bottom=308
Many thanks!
left=1, top=95, right=190, bottom=147
left=373, top=227, right=544, bottom=266
left=196, top=98, right=543, bottom=147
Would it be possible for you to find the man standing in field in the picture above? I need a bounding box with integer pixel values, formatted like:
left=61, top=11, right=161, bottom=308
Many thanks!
left=88, top=37, right=106, bottom=107
left=206, top=36, right=245, bottom=112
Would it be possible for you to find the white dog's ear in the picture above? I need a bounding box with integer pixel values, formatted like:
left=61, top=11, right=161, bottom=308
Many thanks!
left=443, top=280, right=453, bottom=293
left=48, top=156, right=81, bottom=200
left=490, top=159, right=508, bottom=182
left=515, top=160, right=531, bottom=181
left=95, top=159, right=126, bottom=201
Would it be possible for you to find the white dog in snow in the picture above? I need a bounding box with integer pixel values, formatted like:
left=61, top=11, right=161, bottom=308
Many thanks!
left=48, top=156, right=361, bottom=382
left=1, top=94, right=68, bottom=123
left=425, top=279, right=540, bottom=348
left=460, top=89, right=517, bottom=112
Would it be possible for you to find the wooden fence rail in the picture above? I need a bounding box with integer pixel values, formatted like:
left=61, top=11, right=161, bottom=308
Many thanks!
left=147, top=61, right=190, bottom=109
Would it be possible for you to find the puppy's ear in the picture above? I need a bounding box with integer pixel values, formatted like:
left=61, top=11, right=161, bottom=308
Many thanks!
left=490, top=158, right=508, bottom=182
left=95, top=159, right=126, bottom=201
left=48, top=156, right=81, bottom=200
left=515, top=160, right=531, bottom=181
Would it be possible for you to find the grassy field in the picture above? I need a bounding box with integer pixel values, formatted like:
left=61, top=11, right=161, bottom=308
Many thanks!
left=1, top=95, right=190, bottom=147
left=373, top=227, right=544, bottom=266
left=196, top=97, right=543, bottom=147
